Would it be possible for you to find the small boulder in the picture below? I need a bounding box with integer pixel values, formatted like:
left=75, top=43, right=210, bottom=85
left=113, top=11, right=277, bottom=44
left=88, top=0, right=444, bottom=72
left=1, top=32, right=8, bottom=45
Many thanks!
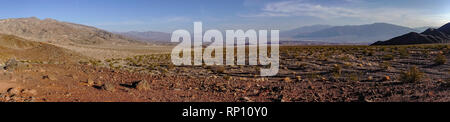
left=42, top=74, right=57, bottom=81
left=367, top=76, right=374, bottom=81
left=102, top=83, right=116, bottom=92
left=283, top=77, right=292, bottom=83
left=3, top=58, right=18, bottom=71
left=241, top=97, right=253, bottom=102
left=135, top=80, right=151, bottom=91
left=7, top=87, right=22, bottom=95
left=296, top=76, right=302, bottom=81
left=382, top=76, right=391, bottom=81
left=22, top=89, right=38, bottom=96
left=87, top=79, right=95, bottom=86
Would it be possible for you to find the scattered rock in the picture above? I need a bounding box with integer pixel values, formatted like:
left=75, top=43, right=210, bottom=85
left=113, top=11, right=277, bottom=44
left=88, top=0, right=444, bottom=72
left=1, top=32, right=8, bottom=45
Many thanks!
left=296, top=76, right=302, bottom=81
left=241, top=97, right=253, bottom=102
left=270, top=95, right=285, bottom=102
left=87, top=79, right=95, bottom=86
left=307, top=81, right=315, bottom=89
left=280, top=95, right=288, bottom=102
left=283, top=77, right=292, bottom=83
left=382, top=76, right=391, bottom=81
left=22, top=89, right=38, bottom=95
left=66, top=74, right=78, bottom=80
left=135, top=80, right=151, bottom=91
left=102, top=83, right=116, bottom=92
left=3, top=58, right=19, bottom=71
left=42, top=74, right=57, bottom=81
left=367, top=76, right=374, bottom=81
left=224, top=76, right=233, bottom=80
left=7, top=87, right=22, bottom=95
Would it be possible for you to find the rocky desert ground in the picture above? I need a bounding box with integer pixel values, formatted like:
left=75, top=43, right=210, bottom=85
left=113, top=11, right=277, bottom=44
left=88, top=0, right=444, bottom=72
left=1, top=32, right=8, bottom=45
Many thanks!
left=0, top=17, right=448, bottom=102
left=0, top=32, right=448, bottom=102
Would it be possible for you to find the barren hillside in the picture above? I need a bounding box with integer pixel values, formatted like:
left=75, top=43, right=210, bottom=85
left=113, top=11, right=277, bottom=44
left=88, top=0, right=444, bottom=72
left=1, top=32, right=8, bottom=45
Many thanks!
left=0, top=17, right=138, bottom=45
left=0, top=34, right=89, bottom=64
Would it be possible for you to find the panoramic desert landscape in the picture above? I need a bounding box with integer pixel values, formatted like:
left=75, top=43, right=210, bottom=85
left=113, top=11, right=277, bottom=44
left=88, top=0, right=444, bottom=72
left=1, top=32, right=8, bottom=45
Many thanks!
left=0, top=0, right=449, bottom=103
left=0, top=17, right=448, bottom=102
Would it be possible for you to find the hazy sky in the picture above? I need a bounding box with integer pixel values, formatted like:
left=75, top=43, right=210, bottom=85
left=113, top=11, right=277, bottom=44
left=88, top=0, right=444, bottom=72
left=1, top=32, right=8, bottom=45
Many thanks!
left=0, top=0, right=449, bottom=32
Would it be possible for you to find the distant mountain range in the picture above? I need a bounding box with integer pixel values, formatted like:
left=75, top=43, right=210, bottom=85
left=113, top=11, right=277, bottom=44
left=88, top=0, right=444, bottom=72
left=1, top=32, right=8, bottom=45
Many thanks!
left=1, top=17, right=444, bottom=46
left=414, top=26, right=438, bottom=32
left=372, top=22, right=450, bottom=45
left=118, top=23, right=421, bottom=45
left=115, top=31, right=172, bottom=43
left=281, top=23, right=420, bottom=44
left=0, top=17, right=138, bottom=45
left=281, top=25, right=333, bottom=39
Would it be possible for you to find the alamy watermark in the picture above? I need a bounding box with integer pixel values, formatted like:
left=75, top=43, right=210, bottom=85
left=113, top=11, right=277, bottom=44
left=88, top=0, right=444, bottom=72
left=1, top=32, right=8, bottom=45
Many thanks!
left=170, top=22, right=279, bottom=76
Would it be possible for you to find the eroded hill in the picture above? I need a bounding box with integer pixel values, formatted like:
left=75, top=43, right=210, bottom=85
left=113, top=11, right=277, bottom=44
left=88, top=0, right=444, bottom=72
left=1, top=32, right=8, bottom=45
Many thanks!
left=0, top=17, right=138, bottom=45
left=0, top=34, right=89, bottom=64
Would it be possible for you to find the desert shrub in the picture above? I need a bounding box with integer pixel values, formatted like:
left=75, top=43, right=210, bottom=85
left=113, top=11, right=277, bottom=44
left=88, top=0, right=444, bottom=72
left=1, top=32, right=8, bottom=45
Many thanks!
left=78, top=60, right=89, bottom=65
left=104, top=59, right=112, bottom=63
left=210, top=66, right=226, bottom=74
left=381, top=47, right=389, bottom=52
left=441, top=79, right=450, bottom=88
left=422, top=50, right=430, bottom=58
left=166, top=63, right=175, bottom=70
left=340, top=56, right=350, bottom=61
left=89, top=59, right=102, bottom=66
left=330, top=64, right=342, bottom=76
left=116, top=65, right=123, bottom=70
left=161, top=68, right=169, bottom=74
left=434, top=54, right=447, bottom=65
left=380, top=61, right=391, bottom=70
left=346, top=72, right=360, bottom=82
left=399, top=48, right=409, bottom=58
left=400, top=66, right=424, bottom=83
left=318, top=54, right=328, bottom=61
left=146, top=63, right=157, bottom=70
left=296, top=56, right=305, bottom=61
left=297, top=63, right=308, bottom=69
left=342, top=62, right=352, bottom=68
left=433, top=45, right=447, bottom=50
left=223, top=75, right=232, bottom=80
left=363, top=49, right=374, bottom=56
left=283, top=77, right=292, bottom=82
left=382, top=54, right=394, bottom=60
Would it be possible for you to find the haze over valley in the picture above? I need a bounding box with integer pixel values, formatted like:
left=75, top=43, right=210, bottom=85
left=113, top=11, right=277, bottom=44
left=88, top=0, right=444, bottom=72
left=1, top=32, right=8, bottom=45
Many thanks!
left=0, top=0, right=448, bottom=102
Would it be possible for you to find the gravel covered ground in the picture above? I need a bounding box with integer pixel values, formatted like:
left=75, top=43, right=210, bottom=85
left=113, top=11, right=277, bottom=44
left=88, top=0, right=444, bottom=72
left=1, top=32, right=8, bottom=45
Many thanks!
left=0, top=44, right=449, bottom=102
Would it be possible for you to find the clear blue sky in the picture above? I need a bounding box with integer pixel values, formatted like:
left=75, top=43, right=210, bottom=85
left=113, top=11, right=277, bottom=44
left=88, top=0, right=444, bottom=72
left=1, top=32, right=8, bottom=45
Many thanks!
left=0, top=0, right=449, bottom=32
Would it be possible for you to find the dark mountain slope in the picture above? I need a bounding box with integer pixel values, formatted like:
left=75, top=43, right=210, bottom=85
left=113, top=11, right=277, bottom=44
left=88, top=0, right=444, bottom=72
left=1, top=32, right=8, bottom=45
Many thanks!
left=372, top=22, right=450, bottom=45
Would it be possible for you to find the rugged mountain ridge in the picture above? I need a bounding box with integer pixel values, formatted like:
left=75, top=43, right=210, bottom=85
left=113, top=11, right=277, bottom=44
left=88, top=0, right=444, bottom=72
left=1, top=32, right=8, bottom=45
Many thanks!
left=371, top=22, right=450, bottom=45
left=115, top=31, right=172, bottom=43
left=280, top=25, right=333, bottom=40
left=0, top=17, right=138, bottom=45
left=0, top=34, right=89, bottom=63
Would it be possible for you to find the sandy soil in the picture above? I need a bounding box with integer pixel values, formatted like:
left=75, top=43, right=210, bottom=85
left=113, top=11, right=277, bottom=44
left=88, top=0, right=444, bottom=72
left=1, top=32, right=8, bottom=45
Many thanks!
left=0, top=44, right=448, bottom=102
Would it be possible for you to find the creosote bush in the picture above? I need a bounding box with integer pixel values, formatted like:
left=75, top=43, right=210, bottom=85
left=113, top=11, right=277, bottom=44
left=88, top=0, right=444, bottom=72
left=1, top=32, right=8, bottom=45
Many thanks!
left=382, top=54, right=394, bottom=60
left=434, top=54, right=447, bottom=65
left=209, top=66, right=226, bottom=74
left=330, top=64, right=342, bottom=76
left=399, top=48, right=409, bottom=58
left=380, top=61, right=391, bottom=70
left=400, top=66, right=423, bottom=83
